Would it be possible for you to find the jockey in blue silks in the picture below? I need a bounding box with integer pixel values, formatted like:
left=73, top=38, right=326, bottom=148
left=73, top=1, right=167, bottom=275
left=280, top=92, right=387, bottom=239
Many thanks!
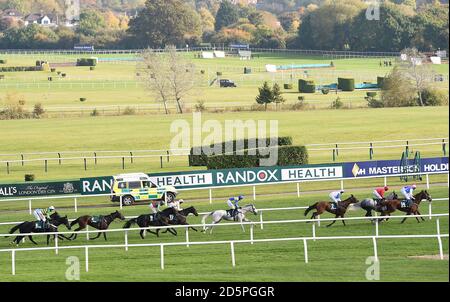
left=227, top=195, right=244, bottom=217
left=401, top=184, right=417, bottom=206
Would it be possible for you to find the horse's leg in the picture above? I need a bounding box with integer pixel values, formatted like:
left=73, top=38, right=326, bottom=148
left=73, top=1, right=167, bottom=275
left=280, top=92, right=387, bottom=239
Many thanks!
left=417, top=209, right=425, bottom=222
left=140, top=229, right=145, bottom=239
left=89, top=232, right=102, bottom=240
left=326, top=215, right=338, bottom=227
left=239, top=216, right=245, bottom=233
left=103, top=232, right=107, bottom=241
left=167, top=228, right=177, bottom=236
left=13, top=236, right=24, bottom=245
left=401, top=212, right=411, bottom=224
left=29, top=235, right=38, bottom=245
left=341, top=215, right=346, bottom=226
left=70, top=226, right=85, bottom=240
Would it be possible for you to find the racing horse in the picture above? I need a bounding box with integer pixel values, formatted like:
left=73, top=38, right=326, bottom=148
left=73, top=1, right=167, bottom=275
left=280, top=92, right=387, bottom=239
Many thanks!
left=69, top=210, right=125, bottom=241
left=349, top=191, right=398, bottom=218
left=7, top=212, right=71, bottom=246
left=161, top=206, right=200, bottom=234
left=201, top=204, right=258, bottom=234
left=378, top=190, right=432, bottom=223
left=304, top=195, right=359, bottom=227
left=123, top=208, right=177, bottom=238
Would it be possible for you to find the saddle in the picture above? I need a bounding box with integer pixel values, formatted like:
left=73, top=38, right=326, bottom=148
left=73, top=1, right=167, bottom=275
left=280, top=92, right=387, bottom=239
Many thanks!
left=400, top=200, right=413, bottom=209
left=35, top=221, right=48, bottom=229
left=91, top=215, right=104, bottom=225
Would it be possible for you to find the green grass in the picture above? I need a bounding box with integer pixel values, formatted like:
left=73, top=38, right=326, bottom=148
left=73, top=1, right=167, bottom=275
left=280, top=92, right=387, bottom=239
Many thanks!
left=0, top=187, right=448, bottom=281
left=1, top=53, right=448, bottom=113
left=0, top=107, right=448, bottom=182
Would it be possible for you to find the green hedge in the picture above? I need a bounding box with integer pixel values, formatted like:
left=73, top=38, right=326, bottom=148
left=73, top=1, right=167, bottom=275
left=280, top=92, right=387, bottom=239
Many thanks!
left=0, top=66, right=42, bottom=72
left=338, top=78, right=355, bottom=91
left=298, top=79, right=316, bottom=93
left=189, top=137, right=293, bottom=166
left=206, top=154, right=259, bottom=169
left=77, top=58, right=97, bottom=67
left=284, top=83, right=293, bottom=89
left=377, top=76, right=386, bottom=89
left=206, top=145, right=308, bottom=169
left=0, top=59, right=7, bottom=64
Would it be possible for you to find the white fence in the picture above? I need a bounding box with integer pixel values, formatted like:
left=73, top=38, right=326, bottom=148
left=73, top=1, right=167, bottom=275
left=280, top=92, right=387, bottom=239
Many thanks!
left=0, top=170, right=448, bottom=216
left=0, top=213, right=447, bottom=275
left=1, top=138, right=447, bottom=173
left=0, top=198, right=449, bottom=229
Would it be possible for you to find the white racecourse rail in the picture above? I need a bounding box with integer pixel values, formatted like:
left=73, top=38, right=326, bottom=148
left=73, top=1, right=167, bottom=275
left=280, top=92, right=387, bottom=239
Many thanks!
left=0, top=171, right=448, bottom=215
left=0, top=213, right=448, bottom=275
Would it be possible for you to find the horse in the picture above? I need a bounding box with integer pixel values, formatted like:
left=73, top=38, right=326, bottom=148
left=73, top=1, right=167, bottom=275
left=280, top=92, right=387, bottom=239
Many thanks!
left=304, top=195, right=359, bottom=227
left=378, top=190, right=432, bottom=223
left=349, top=191, right=398, bottom=218
left=69, top=211, right=125, bottom=241
left=201, top=204, right=258, bottom=234
left=123, top=208, right=176, bottom=239
left=8, top=212, right=71, bottom=246
left=161, top=206, right=200, bottom=233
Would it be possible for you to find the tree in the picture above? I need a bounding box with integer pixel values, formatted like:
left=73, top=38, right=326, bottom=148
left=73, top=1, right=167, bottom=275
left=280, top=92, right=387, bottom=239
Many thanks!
left=296, top=0, right=365, bottom=50
left=77, top=10, right=106, bottom=36
left=215, top=0, right=239, bottom=31
left=137, top=46, right=196, bottom=114
left=198, top=7, right=215, bottom=34
left=128, top=0, right=202, bottom=48
left=166, top=46, right=196, bottom=114
left=349, top=2, right=416, bottom=51
left=399, top=48, right=434, bottom=107
left=137, top=49, right=172, bottom=114
left=272, top=83, right=286, bottom=110
left=381, top=66, right=418, bottom=107
left=256, top=81, right=273, bottom=111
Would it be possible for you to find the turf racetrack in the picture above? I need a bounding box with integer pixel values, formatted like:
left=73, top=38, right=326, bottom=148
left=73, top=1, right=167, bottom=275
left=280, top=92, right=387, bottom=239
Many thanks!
left=0, top=187, right=447, bottom=282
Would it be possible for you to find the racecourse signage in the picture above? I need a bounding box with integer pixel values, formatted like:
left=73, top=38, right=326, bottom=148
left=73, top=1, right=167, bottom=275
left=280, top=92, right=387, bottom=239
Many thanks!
left=342, top=157, right=449, bottom=178
left=79, top=163, right=342, bottom=195
left=0, top=157, right=448, bottom=198
left=0, top=181, right=80, bottom=198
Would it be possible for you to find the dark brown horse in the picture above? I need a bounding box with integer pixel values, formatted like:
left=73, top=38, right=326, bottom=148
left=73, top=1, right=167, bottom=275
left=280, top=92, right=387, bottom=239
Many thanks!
left=378, top=190, right=432, bottom=223
left=8, top=212, right=71, bottom=246
left=162, top=206, right=200, bottom=233
left=304, top=195, right=359, bottom=227
left=69, top=211, right=125, bottom=241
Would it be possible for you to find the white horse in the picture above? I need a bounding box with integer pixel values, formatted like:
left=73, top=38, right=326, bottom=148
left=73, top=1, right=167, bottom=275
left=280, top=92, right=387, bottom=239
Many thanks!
left=201, top=204, right=258, bottom=234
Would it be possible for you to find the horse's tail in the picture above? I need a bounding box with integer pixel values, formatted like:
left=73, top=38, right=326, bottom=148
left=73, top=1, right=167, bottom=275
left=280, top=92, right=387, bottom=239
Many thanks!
left=6, top=222, right=24, bottom=237
left=70, top=217, right=80, bottom=228
left=123, top=218, right=137, bottom=229
left=304, top=203, right=318, bottom=216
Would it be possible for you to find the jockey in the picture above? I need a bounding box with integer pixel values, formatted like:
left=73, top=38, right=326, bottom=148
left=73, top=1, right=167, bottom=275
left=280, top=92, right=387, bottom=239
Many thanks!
left=227, top=195, right=244, bottom=217
left=168, top=199, right=184, bottom=212
left=149, top=200, right=165, bottom=214
left=373, top=186, right=389, bottom=205
left=329, top=190, right=345, bottom=206
left=33, top=206, right=55, bottom=226
left=401, top=184, right=417, bottom=206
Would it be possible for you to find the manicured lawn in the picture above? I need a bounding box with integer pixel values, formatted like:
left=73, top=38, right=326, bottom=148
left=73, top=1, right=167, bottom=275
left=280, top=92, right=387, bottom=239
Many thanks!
left=0, top=187, right=448, bottom=282
left=0, top=107, right=448, bottom=182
